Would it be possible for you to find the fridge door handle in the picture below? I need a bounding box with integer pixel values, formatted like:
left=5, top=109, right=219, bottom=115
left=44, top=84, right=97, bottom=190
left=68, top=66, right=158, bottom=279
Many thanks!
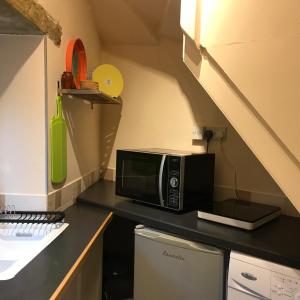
left=135, top=230, right=222, bottom=254
left=155, top=237, right=222, bottom=254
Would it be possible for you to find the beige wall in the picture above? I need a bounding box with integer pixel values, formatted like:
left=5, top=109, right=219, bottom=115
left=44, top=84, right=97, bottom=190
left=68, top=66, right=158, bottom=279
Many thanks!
left=0, top=0, right=104, bottom=210
left=0, top=35, right=47, bottom=210
left=38, top=0, right=103, bottom=194
left=88, top=0, right=181, bottom=44
left=88, top=0, right=298, bottom=214
left=100, top=40, right=297, bottom=215
left=181, top=0, right=300, bottom=212
left=200, top=0, right=300, bottom=163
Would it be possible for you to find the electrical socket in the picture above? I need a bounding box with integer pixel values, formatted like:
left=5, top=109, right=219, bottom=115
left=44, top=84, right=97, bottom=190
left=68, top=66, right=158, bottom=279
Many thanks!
left=205, top=126, right=227, bottom=140
left=192, top=126, right=204, bottom=140
left=192, top=126, right=227, bottom=141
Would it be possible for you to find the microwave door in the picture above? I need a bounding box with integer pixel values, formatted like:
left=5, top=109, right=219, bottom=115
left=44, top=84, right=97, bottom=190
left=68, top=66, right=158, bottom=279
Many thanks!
left=117, top=152, right=165, bottom=206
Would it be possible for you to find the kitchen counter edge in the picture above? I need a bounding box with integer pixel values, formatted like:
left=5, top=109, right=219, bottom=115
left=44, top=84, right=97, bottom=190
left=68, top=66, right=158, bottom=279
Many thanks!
left=77, top=180, right=300, bottom=270
left=0, top=202, right=112, bottom=300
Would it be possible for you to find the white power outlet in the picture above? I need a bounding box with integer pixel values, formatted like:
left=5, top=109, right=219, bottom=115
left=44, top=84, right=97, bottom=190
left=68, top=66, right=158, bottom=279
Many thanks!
left=192, top=126, right=204, bottom=140
left=192, top=126, right=227, bottom=141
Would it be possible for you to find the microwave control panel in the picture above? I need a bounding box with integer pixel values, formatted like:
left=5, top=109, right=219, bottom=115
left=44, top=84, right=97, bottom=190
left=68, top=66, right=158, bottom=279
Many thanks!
left=167, top=156, right=181, bottom=209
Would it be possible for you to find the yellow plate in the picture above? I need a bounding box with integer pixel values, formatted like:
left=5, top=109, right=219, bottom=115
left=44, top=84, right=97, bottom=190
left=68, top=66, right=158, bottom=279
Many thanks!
left=92, top=64, right=124, bottom=97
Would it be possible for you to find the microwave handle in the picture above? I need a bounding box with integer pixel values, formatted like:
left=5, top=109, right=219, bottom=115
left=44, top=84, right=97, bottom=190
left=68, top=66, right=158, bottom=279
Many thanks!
left=158, top=155, right=167, bottom=206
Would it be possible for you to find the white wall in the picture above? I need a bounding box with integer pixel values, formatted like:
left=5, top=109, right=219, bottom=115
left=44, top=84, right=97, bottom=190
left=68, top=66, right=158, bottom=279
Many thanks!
left=38, top=0, right=103, bottom=198
left=0, top=35, right=47, bottom=209
left=100, top=40, right=297, bottom=215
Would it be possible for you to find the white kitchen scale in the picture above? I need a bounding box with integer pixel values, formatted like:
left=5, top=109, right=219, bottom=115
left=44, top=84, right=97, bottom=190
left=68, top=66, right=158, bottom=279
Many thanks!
left=197, top=199, right=281, bottom=230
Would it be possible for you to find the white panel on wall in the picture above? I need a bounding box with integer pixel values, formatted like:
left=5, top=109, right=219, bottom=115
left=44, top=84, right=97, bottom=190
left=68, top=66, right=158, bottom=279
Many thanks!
left=0, top=35, right=46, bottom=196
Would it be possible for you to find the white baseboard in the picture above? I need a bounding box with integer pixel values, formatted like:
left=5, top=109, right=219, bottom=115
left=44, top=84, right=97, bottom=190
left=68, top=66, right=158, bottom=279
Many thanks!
left=0, top=169, right=102, bottom=212
left=0, top=193, right=48, bottom=211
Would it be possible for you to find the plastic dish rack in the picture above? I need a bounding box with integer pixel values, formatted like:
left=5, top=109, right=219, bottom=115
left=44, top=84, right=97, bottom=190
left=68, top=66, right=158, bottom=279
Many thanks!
left=0, top=211, right=65, bottom=224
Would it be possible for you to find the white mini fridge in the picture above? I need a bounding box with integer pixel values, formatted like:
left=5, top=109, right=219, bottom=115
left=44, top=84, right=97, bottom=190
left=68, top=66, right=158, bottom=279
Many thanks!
left=134, top=225, right=224, bottom=300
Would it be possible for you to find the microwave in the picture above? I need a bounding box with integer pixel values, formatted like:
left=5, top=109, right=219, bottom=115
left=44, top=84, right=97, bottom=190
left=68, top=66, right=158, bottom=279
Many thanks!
left=115, top=149, right=215, bottom=212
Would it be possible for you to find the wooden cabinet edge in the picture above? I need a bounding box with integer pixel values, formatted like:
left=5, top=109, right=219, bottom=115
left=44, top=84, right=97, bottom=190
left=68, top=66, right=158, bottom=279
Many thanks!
left=49, top=212, right=113, bottom=300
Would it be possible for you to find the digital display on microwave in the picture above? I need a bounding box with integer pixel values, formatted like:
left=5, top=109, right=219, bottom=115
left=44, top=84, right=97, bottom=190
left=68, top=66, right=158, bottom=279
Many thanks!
left=123, top=157, right=160, bottom=197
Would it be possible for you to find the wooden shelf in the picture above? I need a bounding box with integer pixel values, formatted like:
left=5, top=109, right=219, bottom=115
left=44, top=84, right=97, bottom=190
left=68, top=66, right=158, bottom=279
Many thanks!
left=60, top=89, right=122, bottom=108
left=0, top=0, right=62, bottom=45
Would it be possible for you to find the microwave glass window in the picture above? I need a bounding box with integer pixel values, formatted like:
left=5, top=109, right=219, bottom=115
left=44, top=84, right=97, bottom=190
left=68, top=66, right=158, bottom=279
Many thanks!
left=123, top=156, right=161, bottom=198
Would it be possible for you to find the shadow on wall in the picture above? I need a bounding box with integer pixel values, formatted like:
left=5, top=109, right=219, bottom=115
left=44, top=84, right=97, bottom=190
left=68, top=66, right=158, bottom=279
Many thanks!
left=199, top=48, right=300, bottom=169
left=61, top=97, right=104, bottom=187
left=61, top=93, right=122, bottom=186
left=101, top=29, right=298, bottom=164
left=89, top=0, right=181, bottom=44
left=0, top=35, right=43, bottom=98
left=91, top=0, right=298, bottom=215
left=101, top=40, right=232, bottom=148
left=100, top=103, right=122, bottom=179
left=100, top=40, right=299, bottom=213
left=102, top=40, right=218, bottom=127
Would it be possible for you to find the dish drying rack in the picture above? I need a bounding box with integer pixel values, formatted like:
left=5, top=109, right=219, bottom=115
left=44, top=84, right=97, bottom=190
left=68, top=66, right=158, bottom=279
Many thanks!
left=0, top=207, right=65, bottom=224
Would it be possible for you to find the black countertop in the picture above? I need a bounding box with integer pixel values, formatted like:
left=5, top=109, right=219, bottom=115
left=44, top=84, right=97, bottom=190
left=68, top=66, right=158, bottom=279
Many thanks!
left=78, top=180, right=300, bottom=270
left=0, top=203, right=111, bottom=300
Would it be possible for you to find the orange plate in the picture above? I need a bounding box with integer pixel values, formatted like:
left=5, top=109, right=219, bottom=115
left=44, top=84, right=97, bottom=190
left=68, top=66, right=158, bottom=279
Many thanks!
left=66, top=39, right=87, bottom=89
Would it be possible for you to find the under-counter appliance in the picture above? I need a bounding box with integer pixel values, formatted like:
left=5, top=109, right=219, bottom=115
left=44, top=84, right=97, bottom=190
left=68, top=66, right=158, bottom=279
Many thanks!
left=228, top=251, right=300, bottom=300
left=197, top=199, right=281, bottom=230
left=116, top=148, right=215, bottom=212
left=134, top=225, right=224, bottom=300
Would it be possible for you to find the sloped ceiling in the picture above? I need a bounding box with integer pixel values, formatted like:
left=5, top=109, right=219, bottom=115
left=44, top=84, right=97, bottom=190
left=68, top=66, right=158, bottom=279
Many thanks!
left=88, top=0, right=181, bottom=44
